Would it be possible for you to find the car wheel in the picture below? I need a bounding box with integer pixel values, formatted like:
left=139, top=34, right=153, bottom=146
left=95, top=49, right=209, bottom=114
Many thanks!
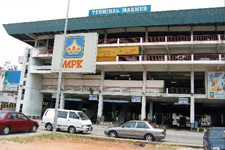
left=2, top=126, right=10, bottom=135
left=45, top=123, right=53, bottom=131
left=30, top=124, right=37, bottom=133
left=145, top=134, right=154, bottom=142
left=109, top=131, right=117, bottom=138
left=68, top=126, right=76, bottom=134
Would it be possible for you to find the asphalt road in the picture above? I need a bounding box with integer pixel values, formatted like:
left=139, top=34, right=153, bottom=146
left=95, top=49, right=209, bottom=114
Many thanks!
left=0, top=122, right=204, bottom=147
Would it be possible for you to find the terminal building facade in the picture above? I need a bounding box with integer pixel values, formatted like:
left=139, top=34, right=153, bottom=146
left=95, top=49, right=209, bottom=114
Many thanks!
left=3, top=7, right=225, bottom=128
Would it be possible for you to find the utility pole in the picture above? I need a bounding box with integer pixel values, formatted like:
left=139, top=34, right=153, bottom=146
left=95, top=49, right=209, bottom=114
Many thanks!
left=53, top=0, right=70, bottom=134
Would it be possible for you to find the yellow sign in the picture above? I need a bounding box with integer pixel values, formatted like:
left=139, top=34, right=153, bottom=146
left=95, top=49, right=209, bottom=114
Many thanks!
left=97, top=46, right=139, bottom=57
left=1, top=103, right=16, bottom=108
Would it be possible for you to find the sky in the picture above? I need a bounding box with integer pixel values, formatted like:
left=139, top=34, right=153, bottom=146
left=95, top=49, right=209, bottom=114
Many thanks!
left=0, top=0, right=224, bottom=69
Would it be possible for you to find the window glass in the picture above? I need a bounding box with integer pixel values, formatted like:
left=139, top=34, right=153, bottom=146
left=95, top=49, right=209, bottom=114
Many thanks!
left=58, top=111, right=68, bottom=119
left=69, top=112, right=78, bottom=119
left=136, top=122, right=149, bottom=129
left=210, top=129, right=225, bottom=138
left=7, top=113, right=18, bottom=120
left=77, top=112, right=89, bottom=120
left=123, top=122, right=136, bottom=128
left=18, top=113, right=28, bottom=120
left=0, top=112, right=7, bottom=119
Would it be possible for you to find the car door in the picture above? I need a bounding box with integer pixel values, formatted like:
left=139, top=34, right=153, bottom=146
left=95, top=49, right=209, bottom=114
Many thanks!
left=117, top=121, right=136, bottom=138
left=134, top=122, right=150, bottom=138
left=68, top=111, right=81, bottom=128
left=6, top=112, right=21, bottom=131
left=17, top=113, right=31, bottom=131
left=57, top=111, right=69, bottom=129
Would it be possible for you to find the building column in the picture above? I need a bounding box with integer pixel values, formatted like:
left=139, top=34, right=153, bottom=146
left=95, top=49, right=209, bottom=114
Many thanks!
left=149, top=101, right=153, bottom=121
left=59, top=93, right=64, bottom=109
left=141, top=70, right=147, bottom=120
left=205, top=71, right=208, bottom=96
left=190, top=70, right=195, bottom=129
left=97, top=70, right=104, bottom=123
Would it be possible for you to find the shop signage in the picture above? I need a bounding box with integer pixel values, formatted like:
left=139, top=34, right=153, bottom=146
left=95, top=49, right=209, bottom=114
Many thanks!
left=178, top=98, right=189, bottom=104
left=131, top=96, right=141, bottom=103
left=208, top=72, right=225, bottom=99
left=51, top=33, right=98, bottom=73
left=89, top=95, right=98, bottom=101
left=89, top=5, right=151, bottom=16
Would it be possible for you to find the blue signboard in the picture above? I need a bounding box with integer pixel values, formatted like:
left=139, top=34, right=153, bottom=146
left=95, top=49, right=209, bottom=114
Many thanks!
left=89, top=5, right=151, bottom=16
left=174, top=98, right=189, bottom=105
left=131, top=96, right=142, bottom=103
left=3, top=71, right=21, bottom=91
left=89, top=95, right=98, bottom=101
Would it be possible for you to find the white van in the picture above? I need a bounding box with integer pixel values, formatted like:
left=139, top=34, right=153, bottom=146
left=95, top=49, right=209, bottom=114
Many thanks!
left=42, top=108, right=93, bottom=133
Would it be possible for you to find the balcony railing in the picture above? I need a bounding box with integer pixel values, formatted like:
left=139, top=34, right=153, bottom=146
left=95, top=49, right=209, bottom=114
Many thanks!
left=42, top=85, right=57, bottom=90
left=116, top=54, right=224, bottom=62
left=39, top=49, right=53, bottom=55
left=98, top=34, right=224, bottom=44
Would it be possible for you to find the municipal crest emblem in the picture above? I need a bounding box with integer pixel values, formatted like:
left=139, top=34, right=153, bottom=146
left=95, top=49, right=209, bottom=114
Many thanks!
left=64, top=36, right=84, bottom=58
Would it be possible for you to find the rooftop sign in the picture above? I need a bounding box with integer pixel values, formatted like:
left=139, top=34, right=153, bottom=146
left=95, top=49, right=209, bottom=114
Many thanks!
left=89, top=5, right=151, bottom=16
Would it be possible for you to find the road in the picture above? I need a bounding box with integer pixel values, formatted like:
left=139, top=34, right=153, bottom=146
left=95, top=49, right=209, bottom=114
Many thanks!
left=0, top=121, right=204, bottom=147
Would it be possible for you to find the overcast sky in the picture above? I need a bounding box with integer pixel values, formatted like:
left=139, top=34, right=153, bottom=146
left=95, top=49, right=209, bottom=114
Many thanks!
left=0, top=0, right=224, bottom=68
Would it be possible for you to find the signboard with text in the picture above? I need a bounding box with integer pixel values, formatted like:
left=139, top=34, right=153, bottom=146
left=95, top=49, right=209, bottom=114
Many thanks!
left=89, top=5, right=151, bottom=16
left=51, top=33, right=98, bottom=73
left=131, top=96, right=141, bottom=103
left=89, top=95, right=98, bottom=101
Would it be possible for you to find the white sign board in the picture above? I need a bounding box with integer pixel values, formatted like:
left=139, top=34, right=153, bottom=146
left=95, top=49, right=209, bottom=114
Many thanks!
left=131, top=96, right=141, bottom=103
left=51, top=33, right=98, bottom=73
left=208, top=72, right=225, bottom=99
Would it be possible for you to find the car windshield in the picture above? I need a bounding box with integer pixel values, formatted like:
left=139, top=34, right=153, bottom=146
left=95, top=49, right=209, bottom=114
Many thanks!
left=0, top=112, right=7, bottom=119
left=77, top=112, right=89, bottom=120
left=210, top=129, right=225, bottom=138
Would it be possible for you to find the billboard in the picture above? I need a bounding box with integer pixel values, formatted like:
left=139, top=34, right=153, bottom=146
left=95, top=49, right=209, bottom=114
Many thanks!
left=51, top=33, right=98, bottom=73
left=0, top=71, right=5, bottom=91
left=89, top=5, right=151, bottom=16
left=3, top=71, right=21, bottom=91
left=208, top=72, right=225, bottom=99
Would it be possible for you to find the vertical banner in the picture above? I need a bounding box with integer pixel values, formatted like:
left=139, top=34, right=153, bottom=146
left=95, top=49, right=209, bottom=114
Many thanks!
left=208, top=72, right=225, bottom=99
left=51, top=33, right=98, bottom=73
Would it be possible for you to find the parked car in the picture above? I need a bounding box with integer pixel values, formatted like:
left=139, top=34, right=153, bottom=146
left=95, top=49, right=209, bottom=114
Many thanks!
left=42, top=108, right=93, bottom=133
left=0, top=110, right=39, bottom=135
left=104, top=120, right=166, bottom=141
left=203, top=127, right=225, bottom=150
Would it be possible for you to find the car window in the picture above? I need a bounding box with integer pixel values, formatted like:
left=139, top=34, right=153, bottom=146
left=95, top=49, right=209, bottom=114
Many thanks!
left=0, top=112, right=7, bottom=119
left=77, top=112, right=89, bottom=120
left=69, top=112, right=79, bottom=119
left=18, top=113, right=28, bottom=120
left=7, top=113, right=18, bottom=120
left=123, top=122, right=136, bottom=128
left=210, top=129, right=225, bottom=138
left=136, top=122, right=149, bottom=129
left=58, top=111, right=68, bottom=119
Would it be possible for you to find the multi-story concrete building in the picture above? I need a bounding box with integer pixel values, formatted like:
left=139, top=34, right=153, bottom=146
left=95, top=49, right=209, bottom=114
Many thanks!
left=3, top=7, right=225, bottom=128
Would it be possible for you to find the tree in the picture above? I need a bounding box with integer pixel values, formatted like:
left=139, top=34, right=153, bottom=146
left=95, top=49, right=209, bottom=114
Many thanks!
left=1, top=61, right=18, bottom=70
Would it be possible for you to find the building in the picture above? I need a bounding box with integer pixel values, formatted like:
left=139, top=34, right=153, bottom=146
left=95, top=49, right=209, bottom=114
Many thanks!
left=3, top=7, right=225, bottom=128
left=0, top=70, right=21, bottom=110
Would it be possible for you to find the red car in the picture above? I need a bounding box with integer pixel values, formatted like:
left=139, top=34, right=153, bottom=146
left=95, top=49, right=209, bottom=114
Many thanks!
left=0, top=110, right=39, bottom=135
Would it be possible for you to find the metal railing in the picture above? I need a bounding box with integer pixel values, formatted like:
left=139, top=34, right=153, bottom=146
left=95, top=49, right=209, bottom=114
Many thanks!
left=39, top=49, right=53, bottom=55
left=64, top=85, right=81, bottom=91
left=42, top=85, right=58, bottom=90
left=98, top=34, right=224, bottom=44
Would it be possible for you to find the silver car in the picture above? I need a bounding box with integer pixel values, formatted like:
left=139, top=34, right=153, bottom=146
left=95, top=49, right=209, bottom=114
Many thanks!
left=104, top=120, right=166, bottom=141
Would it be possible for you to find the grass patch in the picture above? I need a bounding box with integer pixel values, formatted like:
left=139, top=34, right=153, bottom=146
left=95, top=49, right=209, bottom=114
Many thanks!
left=0, top=133, right=200, bottom=150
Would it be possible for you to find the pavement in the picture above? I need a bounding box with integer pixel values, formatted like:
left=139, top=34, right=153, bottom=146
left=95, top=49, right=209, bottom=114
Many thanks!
left=0, top=120, right=204, bottom=148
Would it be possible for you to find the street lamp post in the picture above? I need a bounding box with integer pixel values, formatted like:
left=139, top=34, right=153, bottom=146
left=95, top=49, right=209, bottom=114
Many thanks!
left=53, top=0, right=70, bottom=134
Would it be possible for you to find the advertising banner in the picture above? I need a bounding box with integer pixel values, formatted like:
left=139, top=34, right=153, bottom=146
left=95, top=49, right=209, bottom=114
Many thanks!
left=89, top=5, right=151, bottom=16
left=0, top=71, right=5, bottom=91
left=51, top=33, right=98, bottom=73
left=208, top=72, right=225, bottom=99
left=97, top=46, right=139, bottom=62
left=3, top=71, right=21, bottom=91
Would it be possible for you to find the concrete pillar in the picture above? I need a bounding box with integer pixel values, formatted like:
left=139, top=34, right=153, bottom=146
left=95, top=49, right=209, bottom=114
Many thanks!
left=205, top=71, right=208, bottom=95
left=149, top=101, right=153, bottom=121
left=145, top=29, right=148, bottom=42
left=190, top=70, right=195, bottom=129
left=141, top=70, right=147, bottom=120
left=59, top=93, right=64, bottom=109
left=97, top=70, right=104, bottom=123
left=104, top=32, right=107, bottom=44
